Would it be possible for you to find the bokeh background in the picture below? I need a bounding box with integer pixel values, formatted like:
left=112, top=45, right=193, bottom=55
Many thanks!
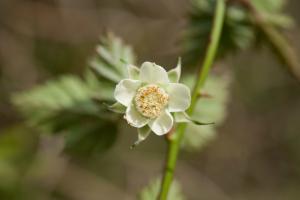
left=0, top=0, right=300, bottom=200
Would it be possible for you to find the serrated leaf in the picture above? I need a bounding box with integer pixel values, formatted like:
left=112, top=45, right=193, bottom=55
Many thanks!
left=181, top=74, right=230, bottom=151
left=90, top=58, right=122, bottom=82
left=84, top=70, right=115, bottom=101
left=12, top=74, right=117, bottom=156
left=64, top=121, right=118, bottom=157
left=12, top=76, right=91, bottom=128
left=139, top=178, right=185, bottom=200
left=127, top=64, right=140, bottom=80
left=89, top=32, right=136, bottom=83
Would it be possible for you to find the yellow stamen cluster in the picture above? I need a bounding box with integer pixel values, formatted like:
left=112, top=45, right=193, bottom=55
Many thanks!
left=134, top=85, right=169, bottom=118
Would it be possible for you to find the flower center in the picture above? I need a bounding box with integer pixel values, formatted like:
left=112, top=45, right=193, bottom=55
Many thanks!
left=134, top=84, right=169, bottom=118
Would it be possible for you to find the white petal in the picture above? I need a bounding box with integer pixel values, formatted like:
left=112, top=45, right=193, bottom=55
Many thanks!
left=125, top=104, right=150, bottom=128
left=149, top=110, right=173, bottom=136
left=114, top=79, right=141, bottom=106
left=139, top=62, right=169, bottom=84
left=166, top=83, right=191, bottom=112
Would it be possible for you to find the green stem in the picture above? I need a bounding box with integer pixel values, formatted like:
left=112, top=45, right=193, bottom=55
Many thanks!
left=158, top=1, right=226, bottom=199
left=259, top=22, right=300, bottom=81
left=239, top=0, right=300, bottom=81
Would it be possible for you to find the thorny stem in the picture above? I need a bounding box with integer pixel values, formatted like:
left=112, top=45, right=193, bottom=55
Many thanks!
left=158, top=0, right=226, bottom=199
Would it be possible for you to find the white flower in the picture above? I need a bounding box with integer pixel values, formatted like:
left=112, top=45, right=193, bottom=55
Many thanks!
left=113, top=60, right=191, bottom=143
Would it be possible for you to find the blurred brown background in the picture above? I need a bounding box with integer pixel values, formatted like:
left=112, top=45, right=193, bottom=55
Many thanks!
left=1, top=0, right=300, bottom=200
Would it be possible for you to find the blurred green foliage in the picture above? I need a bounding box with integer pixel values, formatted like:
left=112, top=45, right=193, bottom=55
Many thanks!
left=181, top=73, right=230, bottom=151
left=0, top=126, right=38, bottom=200
left=184, top=0, right=293, bottom=66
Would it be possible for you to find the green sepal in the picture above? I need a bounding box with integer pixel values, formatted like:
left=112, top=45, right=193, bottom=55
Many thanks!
left=168, top=57, right=181, bottom=83
left=130, top=126, right=151, bottom=149
left=127, top=64, right=140, bottom=79
left=104, top=102, right=126, bottom=114
left=174, top=112, right=214, bottom=125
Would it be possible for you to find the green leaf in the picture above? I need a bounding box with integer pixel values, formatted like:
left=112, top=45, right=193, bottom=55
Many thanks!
left=181, top=74, right=230, bottom=151
left=89, top=32, right=136, bottom=83
left=139, top=178, right=185, bottom=200
left=64, top=121, right=118, bottom=157
left=84, top=70, right=115, bottom=101
left=12, top=74, right=117, bottom=156
left=127, top=64, right=140, bottom=80
left=90, top=58, right=122, bottom=82
left=252, top=0, right=285, bottom=13
left=12, top=75, right=92, bottom=129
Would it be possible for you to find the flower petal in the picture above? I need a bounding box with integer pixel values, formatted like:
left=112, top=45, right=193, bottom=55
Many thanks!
left=166, top=83, right=191, bottom=112
left=114, top=79, right=141, bottom=106
left=148, top=110, right=173, bottom=136
left=139, top=62, right=169, bottom=84
left=125, top=104, right=150, bottom=128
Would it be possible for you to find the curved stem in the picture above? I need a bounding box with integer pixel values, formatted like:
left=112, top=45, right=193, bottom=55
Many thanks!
left=238, top=0, right=300, bottom=82
left=258, top=21, right=300, bottom=81
left=158, top=1, right=226, bottom=199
